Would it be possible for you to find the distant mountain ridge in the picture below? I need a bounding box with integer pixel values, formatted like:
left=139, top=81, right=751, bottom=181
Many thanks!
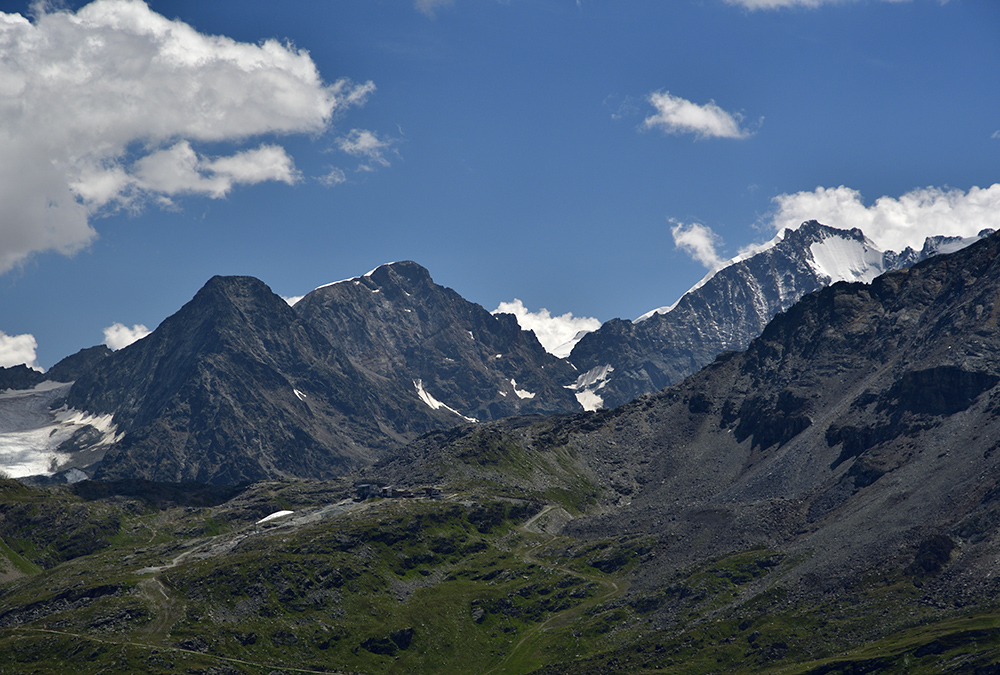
left=566, top=221, right=993, bottom=409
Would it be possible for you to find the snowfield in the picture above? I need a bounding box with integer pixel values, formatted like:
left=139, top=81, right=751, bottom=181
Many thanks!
left=0, top=382, right=120, bottom=478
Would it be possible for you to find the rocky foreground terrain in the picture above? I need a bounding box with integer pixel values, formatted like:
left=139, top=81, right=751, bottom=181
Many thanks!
left=4, top=234, right=1000, bottom=673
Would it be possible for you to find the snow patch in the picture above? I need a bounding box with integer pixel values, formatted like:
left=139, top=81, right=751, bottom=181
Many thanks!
left=413, top=379, right=478, bottom=423
left=566, top=364, right=614, bottom=391
left=294, top=389, right=307, bottom=401
left=256, top=510, right=294, bottom=524
left=510, top=379, right=536, bottom=400
left=573, top=390, right=605, bottom=412
left=564, top=365, right=614, bottom=412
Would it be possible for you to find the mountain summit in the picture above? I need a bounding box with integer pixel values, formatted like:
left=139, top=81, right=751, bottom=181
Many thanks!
left=294, top=261, right=581, bottom=422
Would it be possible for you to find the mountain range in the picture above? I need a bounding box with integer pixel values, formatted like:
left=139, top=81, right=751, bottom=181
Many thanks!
left=0, top=221, right=991, bottom=485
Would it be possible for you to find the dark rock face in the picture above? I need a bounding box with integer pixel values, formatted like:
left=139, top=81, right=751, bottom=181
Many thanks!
left=45, top=345, right=112, bottom=383
left=0, top=364, right=45, bottom=391
left=294, top=261, right=581, bottom=421
left=578, top=231, right=1000, bottom=586
left=567, top=222, right=992, bottom=409
left=68, top=275, right=458, bottom=485
left=0, top=346, right=110, bottom=392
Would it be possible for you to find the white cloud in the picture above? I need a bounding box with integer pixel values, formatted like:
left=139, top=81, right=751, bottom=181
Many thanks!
left=0, top=331, right=40, bottom=369
left=493, top=299, right=601, bottom=359
left=0, top=0, right=374, bottom=274
left=765, top=184, right=1000, bottom=253
left=671, top=221, right=726, bottom=269
left=102, top=322, right=150, bottom=350
left=130, top=142, right=299, bottom=203
left=337, top=128, right=395, bottom=171
left=643, top=91, right=752, bottom=140
left=283, top=295, right=304, bottom=307
left=992, top=130, right=1000, bottom=140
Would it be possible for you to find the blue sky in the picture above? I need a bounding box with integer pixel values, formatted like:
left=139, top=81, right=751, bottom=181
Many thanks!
left=1, top=0, right=998, bottom=368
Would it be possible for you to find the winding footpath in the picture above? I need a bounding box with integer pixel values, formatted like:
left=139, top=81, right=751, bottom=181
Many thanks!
left=482, top=505, right=629, bottom=675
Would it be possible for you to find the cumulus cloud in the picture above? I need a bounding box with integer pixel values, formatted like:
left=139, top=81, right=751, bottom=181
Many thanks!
left=0, top=0, right=374, bottom=274
left=102, top=322, right=150, bottom=350
left=282, top=295, right=304, bottom=307
left=493, top=299, right=601, bottom=359
left=671, top=221, right=726, bottom=270
left=643, top=91, right=752, bottom=140
left=766, top=184, right=1000, bottom=253
left=0, top=331, right=40, bottom=369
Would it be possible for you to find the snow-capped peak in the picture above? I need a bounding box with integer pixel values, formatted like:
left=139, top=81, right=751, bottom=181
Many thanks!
left=636, top=227, right=791, bottom=322
left=311, top=262, right=401, bottom=292
left=806, top=231, right=885, bottom=285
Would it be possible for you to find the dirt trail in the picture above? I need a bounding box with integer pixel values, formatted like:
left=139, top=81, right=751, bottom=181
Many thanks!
left=13, top=626, right=352, bottom=674
left=483, top=505, right=629, bottom=675
left=129, top=498, right=372, bottom=647
left=136, top=576, right=184, bottom=645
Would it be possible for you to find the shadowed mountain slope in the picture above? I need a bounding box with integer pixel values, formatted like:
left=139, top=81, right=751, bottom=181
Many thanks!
left=382, top=231, right=1000, bottom=603
left=66, top=275, right=458, bottom=485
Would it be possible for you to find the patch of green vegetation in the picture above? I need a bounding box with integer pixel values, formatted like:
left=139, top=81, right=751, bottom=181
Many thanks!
left=0, top=535, right=41, bottom=576
left=8, top=478, right=1000, bottom=675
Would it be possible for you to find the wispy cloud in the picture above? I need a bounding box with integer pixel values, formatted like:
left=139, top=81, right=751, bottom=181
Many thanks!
left=765, top=184, right=1000, bottom=252
left=337, top=129, right=396, bottom=172
left=0, top=330, right=39, bottom=370
left=415, top=0, right=455, bottom=17
left=493, top=299, right=601, bottom=359
left=0, top=0, right=374, bottom=274
left=671, top=221, right=726, bottom=269
left=319, top=168, right=348, bottom=187
left=102, top=323, right=150, bottom=350
left=643, top=91, right=753, bottom=140
left=726, top=0, right=915, bottom=9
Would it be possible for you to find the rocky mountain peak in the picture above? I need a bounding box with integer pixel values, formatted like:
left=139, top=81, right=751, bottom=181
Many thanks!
left=365, top=260, right=435, bottom=293
left=295, top=262, right=581, bottom=422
